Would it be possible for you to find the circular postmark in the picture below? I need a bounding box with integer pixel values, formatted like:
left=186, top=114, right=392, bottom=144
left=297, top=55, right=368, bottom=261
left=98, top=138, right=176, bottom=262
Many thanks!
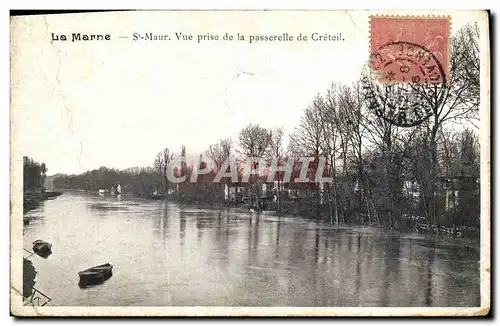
left=362, top=41, right=447, bottom=127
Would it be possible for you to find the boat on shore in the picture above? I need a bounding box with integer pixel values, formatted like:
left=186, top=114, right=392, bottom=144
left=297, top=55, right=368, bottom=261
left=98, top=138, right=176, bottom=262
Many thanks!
left=32, top=240, right=52, bottom=258
left=78, top=263, right=113, bottom=287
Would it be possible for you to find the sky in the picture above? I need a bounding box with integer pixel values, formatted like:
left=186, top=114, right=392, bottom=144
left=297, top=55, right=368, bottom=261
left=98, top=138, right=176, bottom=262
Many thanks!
left=10, top=10, right=484, bottom=175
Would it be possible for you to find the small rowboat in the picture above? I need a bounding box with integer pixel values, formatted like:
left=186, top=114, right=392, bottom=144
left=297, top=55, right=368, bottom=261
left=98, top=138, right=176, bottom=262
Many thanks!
left=78, top=263, right=113, bottom=287
left=32, top=240, right=52, bottom=258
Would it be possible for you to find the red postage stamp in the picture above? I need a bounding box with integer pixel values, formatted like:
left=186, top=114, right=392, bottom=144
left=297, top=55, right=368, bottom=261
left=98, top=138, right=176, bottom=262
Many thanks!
left=369, top=16, right=450, bottom=84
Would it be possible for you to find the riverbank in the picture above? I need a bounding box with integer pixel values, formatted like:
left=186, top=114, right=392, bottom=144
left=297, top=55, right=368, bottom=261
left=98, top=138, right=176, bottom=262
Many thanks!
left=23, top=191, right=44, bottom=214
left=156, top=197, right=479, bottom=246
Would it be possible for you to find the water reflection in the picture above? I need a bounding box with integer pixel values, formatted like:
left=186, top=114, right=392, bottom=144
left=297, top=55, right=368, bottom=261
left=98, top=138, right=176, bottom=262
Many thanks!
left=179, top=208, right=186, bottom=252
left=22, top=193, right=480, bottom=307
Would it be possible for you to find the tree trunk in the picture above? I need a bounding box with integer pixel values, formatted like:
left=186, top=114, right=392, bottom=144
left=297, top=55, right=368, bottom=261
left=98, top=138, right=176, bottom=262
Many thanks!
left=332, top=181, right=339, bottom=225
left=315, top=185, right=321, bottom=220
left=429, top=122, right=440, bottom=228
left=325, top=183, right=333, bottom=224
left=332, top=155, right=339, bottom=225
left=277, top=179, right=281, bottom=214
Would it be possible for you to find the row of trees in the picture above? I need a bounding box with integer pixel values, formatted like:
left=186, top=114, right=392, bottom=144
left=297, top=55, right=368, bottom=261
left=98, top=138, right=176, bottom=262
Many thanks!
left=23, top=156, right=47, bottom=191
left=53, top=166, right=158, bottom=196
left=23, top=156, right=48, bottom=212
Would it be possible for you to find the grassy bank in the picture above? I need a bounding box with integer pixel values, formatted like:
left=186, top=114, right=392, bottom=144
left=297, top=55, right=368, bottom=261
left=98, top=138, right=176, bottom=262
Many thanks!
left=23, top=191, right=45, bottom=214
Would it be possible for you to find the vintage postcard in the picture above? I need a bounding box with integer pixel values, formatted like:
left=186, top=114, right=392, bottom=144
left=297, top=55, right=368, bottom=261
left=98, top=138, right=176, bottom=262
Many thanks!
left=10, top=9, right=490, bottom=317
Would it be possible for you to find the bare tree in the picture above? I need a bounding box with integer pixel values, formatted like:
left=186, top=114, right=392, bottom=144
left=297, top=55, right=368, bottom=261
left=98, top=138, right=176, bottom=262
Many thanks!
left=289, top=95, right=325, bottom=218
left=205, top=138, right=232, bottom=199
left=443, top=129, right=480, bottom=228
left=180, top=145, right=187, bottom=172
left=238, top=123, right=272, bottom=210
left=360, top=67, right=423, bottom=227
left=206, top=138, right=233, bottom=173
left=457, top=129, right=480, bottom=227
left=321, top=85, right=342, bottom=224
left=336, top=82, right=375, bottom=225
left=409, top=25, right=480, bottom=225
left=266, top=127, right=286, bottom=213
left=437, top=128, right=463, bottom=224
left=359, top=23, right=480, bottom=228
left=289, top=96, right=324, bottom=160
left=453, top=23, right=480, bottom=122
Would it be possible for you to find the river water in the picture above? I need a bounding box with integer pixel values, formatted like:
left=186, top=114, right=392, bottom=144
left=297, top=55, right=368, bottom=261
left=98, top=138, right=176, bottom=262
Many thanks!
left=23, top=192, right=480, bottom=307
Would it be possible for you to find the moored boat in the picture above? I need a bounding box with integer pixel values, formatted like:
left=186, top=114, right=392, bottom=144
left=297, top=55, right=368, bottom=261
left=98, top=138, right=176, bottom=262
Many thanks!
left=43, top=191, right=62, bottom=199
left=78, top=263, right=113, bottom=287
